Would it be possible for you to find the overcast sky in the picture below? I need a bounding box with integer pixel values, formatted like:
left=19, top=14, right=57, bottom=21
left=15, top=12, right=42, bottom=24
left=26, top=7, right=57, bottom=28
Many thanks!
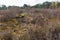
left=0, top=0, right=59, bottom=6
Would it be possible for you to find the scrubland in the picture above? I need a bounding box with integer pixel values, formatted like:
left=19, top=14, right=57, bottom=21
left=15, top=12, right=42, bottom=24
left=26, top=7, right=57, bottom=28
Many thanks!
left=0, top=8, right=60, bottom=40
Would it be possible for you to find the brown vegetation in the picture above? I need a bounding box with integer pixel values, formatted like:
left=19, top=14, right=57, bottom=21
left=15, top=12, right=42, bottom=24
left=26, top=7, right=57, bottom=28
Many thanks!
left=0, top=8, right=60, bottom=40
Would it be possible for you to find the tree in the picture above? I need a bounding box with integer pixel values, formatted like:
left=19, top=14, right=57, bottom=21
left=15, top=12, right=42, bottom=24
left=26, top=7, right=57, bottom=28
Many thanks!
left=0, top=5, right=7, bottom=10
left=32, top=4, right=42, bottom=8
left=0, top=7, right=2, bottom=10
left=23, top=4, right=30, bottom=8
left=42, top=1, right=51, bottom=8
left=32, top=1, right=52, bottom=8
left=51, top=2, right=58, bottom=8
left=57, top=2, right=60, bottom=7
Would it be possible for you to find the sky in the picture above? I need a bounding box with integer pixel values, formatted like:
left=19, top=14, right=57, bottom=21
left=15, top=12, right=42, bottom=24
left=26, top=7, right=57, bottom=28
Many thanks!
left=0, top=0, right=59, bottom=7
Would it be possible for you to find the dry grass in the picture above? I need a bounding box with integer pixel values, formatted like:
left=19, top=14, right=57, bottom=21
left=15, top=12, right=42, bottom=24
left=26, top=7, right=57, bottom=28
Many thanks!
left=0, top=8, right=60, bottom=40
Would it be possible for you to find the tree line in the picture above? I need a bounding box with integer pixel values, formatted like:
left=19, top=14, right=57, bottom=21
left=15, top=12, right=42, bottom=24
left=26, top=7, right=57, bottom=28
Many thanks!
left=23, top=1, right=60, bottom=8
left=0, top=1, right=60, bottom=10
